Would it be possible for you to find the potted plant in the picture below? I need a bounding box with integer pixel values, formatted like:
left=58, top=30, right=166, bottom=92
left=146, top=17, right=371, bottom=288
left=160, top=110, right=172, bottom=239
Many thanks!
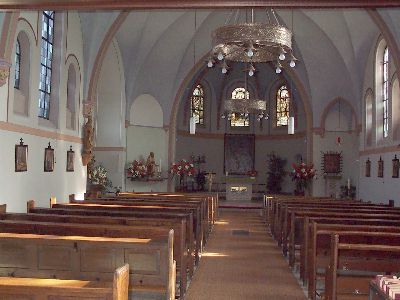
left=170, top=159, right=196, bottom=191
left=266, top=153, right=287, bottom=193
left=127, top=160, right=147, bottom=180
left=290, top=162, right=316, bottom=195
left=87, top=158, right=112, bottom=195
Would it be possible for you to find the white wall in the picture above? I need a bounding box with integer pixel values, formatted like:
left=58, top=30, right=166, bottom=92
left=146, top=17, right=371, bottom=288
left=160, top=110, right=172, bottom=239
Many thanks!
left=176, top=134, right=306, bottom=194
left=125, top=126, right=168, bottom=192
left=95, top=38, right=126, bottom=190
left=312, top=132, right=359, bottom=198
left=359, top=152, right=400, bottom=206
left=0, top=11, right=86, bottom=212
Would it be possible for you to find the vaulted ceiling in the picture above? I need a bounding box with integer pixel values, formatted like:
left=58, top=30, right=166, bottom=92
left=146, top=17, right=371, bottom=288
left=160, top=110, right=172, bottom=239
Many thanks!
left=79, top=8, right=397, bottom=124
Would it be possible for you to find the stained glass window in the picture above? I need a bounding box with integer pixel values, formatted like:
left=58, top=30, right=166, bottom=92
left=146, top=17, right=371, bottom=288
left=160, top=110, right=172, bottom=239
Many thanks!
left=230, top=87, right=250, bottom=127
left=276, top=85, right=290, bottom=126
left=14, top=39, right=20, bottom=89
left=38, top=10, right=54, bottom=119
left=191, top=84, right=204, bottom=125
left=383, top=46, right=389, bottom=138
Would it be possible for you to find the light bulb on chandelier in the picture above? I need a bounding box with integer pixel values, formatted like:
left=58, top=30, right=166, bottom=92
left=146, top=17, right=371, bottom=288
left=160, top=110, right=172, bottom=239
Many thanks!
left=208, top=8, right=298, bottom=123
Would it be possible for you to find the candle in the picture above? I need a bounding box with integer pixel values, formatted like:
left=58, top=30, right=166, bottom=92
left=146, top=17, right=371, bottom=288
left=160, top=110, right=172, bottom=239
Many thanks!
left=347, top=178, right=350, bottom=189
left=159, top=159, right=162, bottom=173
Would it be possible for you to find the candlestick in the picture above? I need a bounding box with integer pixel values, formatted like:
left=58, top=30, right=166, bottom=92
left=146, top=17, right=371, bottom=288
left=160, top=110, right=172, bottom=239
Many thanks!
left=347, top=178, right=350, bottom=189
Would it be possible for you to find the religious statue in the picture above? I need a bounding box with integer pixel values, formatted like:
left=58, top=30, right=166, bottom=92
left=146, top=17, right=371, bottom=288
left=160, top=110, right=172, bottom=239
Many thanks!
left=82, top=116, right=94, bottom=166
left=146, top=152, right=156, bottom=177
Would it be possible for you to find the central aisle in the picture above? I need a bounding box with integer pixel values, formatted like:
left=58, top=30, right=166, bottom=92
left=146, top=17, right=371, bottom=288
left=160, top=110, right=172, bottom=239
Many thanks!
left=184, top=209, right=306, bottom=300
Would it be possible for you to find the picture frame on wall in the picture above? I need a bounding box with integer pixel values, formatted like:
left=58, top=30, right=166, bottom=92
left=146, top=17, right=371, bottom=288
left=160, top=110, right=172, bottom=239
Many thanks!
left=66, top=146, right=74, bottom=172
left=392, top=155, right=399, bottom=178
left=365, top=158, right=371, bottom=177
left=321, top=151, right=342, bottom=175
left=44, top=142, right=54, bottom=172
left=378, top=156, right=384, bottom=178
left=15, top=138, right=28, bottom=172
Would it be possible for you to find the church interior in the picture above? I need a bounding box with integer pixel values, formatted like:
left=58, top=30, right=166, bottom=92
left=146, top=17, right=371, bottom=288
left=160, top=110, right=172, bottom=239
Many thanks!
left=1, top=1, right=400, bottom=299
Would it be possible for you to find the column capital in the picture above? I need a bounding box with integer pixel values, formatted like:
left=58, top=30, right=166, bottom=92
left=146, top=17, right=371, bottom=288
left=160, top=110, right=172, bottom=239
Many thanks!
left=0, top=59, right=11, bottom=87
left=83, top=100, right=95, bottom=118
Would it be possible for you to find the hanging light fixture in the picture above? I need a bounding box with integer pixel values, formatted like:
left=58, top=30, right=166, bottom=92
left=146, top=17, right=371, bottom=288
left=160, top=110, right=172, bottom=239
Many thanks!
left=208, top=8, right=297, bottom=122
left=222, top=64, right=268, bottom=121
left=288, top=116, right=294, bottom=134
left=190, top=116, right=196, bottom=134
left=207, top=8, right=297, bottom=69
left=189, top=10, right=197, bottom=135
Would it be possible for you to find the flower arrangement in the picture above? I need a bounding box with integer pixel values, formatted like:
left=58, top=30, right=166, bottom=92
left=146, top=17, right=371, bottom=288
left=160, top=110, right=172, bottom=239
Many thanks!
left=290, top=162, right=316, bottom=194
left=247, top=169, right=258, bottom=177
left=127, top=160, right=147, bottom=179
left=170, top=159, right=196, bottom=177
left=88, top=161, right=112, bottom=189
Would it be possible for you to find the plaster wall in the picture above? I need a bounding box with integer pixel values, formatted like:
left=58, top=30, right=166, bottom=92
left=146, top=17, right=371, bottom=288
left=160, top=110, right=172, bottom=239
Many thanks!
left=0, top=11, right=86, bottom=212
left=125, top=126, right=168, bottom=192
left=359, top=152, right=400, bottom=206
left=175, top=134, right=306, bottom=194
left=95, top=38, right=126, bottom=190
left=312, top=132, right=359, bottom=198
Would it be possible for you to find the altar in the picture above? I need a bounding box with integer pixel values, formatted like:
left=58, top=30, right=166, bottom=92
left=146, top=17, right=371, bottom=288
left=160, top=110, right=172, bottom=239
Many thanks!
left=223, top=176, right=256, bottom=201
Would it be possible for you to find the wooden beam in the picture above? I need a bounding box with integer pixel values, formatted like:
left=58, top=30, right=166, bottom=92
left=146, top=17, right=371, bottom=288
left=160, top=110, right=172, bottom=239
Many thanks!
left=0, top=0, right=400, bottom=10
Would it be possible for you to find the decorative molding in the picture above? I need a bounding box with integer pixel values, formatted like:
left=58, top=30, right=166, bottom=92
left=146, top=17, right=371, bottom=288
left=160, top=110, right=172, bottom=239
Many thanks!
left=177, top=129, right=306, bottom=140
left=18, top=17, right=38, bottom=45
left=86, top=12, right=129, bottom=105
left=82, top=100, right=95, bottom=117
left=93, top=147, right=126, bottom=152
left=368, top=9, right=400, bottom=84
left=360, top=145, right=400, bottom=156
left=0, top=59, right=11, bottom=87
left=319, top=96, right=360, bottom=137
left=1, top=0, right=400, bottom=9
left=0, top=121, right=82, bottom=143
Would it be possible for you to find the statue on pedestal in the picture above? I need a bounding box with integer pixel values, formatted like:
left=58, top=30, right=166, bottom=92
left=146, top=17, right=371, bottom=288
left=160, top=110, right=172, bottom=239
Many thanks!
left=146, top=152, right=156, bottom=177
left=82, top=116, right=94, bottom=166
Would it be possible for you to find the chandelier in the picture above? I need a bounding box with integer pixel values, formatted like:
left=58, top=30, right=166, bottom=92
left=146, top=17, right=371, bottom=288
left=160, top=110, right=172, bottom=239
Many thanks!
left=207, top=9, right=297, bottom=122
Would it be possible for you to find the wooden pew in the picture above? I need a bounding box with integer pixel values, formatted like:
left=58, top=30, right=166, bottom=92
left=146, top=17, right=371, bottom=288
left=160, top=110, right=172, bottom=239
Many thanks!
left=308, top=224, right=400, bottom=300
left=325, top=232, right=400, bottom=300
left=279, top=204, right=400, bottom=253
left=25, top=201, right=189, bottom=298
left=75, top=197, right=207, bottom=247
left=28, top=201, right=199, bottom=267
left=0, top=264, right=129, bottom=300
left=0, top=232, right=175, bottom=300
left=84, top=195, right=211, bottom=240
left=288, top=210, right=400, bottom=281
left=47, top=202, right=203, bottom=262
left=289, top=214, right=400, bottom=279
left=0, top=210, right=189, bottom=298
left=110, top=192, right=218, bottom=227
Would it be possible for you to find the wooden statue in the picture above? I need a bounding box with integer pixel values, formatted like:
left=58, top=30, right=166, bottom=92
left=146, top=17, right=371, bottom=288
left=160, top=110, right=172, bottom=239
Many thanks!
left=82, top=116, right=94, bottom=166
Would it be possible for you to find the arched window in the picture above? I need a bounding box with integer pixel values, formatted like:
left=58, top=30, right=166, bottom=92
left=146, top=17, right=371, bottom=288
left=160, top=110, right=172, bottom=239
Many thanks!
left=38, top=10, right=55, bottom=119
left=66, top=64, right=77, bottom=130
left=190, top=84, right=204, bottom=125
left=14, top=39, right=20, bottom=89
left=383, top=46, right=389, bottom=138
left=276, top=85, right=290, bottom=126
left=230, top=87, right=250, bottom=127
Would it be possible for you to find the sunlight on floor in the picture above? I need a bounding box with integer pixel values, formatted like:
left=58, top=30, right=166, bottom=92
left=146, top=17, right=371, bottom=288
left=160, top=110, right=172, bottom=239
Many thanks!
left=215, top=220, right=229, bottom=225
left=201, top=252, right=229, bottom=257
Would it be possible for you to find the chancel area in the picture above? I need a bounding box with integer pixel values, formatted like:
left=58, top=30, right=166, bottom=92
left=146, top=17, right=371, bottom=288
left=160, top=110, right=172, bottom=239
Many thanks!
left=1, top=1, right=400, bottom=299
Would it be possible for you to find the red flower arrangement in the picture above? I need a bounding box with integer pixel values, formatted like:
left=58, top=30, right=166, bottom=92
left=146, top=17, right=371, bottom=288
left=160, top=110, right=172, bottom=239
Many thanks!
left=247, top=170, right=258, bottom=177
left=170, top=159, right=196, bottom=177
left=290, top=162, right=316, bottom=193
left=127, top=160, right=147, bottom=179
